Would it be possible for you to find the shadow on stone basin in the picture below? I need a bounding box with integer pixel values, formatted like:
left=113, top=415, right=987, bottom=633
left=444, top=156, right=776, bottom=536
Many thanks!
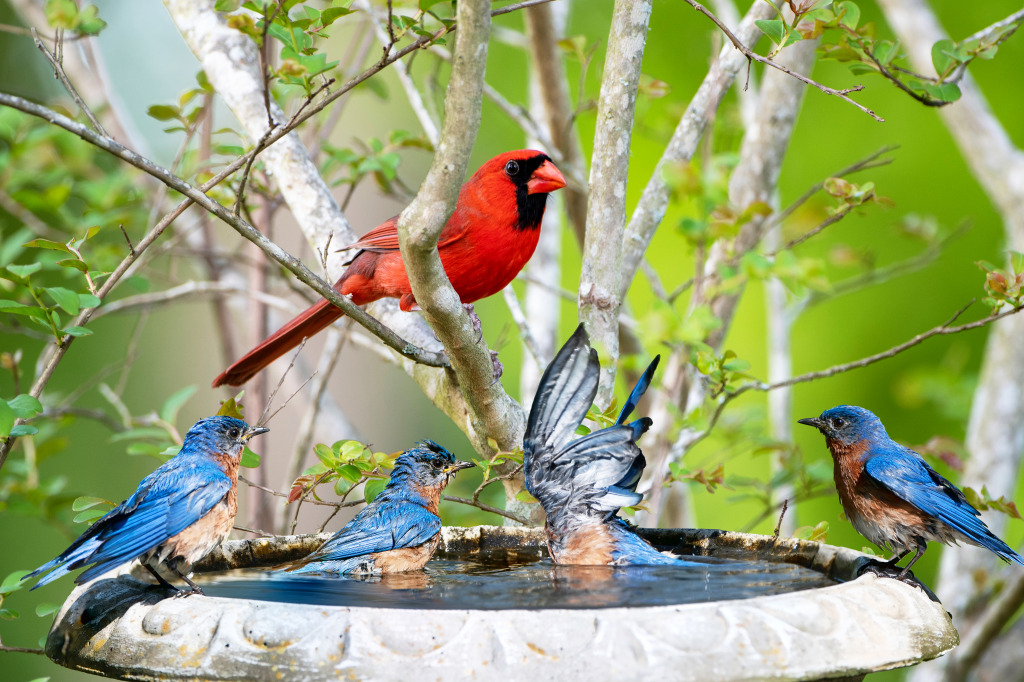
left=45, top=527, right=958, bottom=682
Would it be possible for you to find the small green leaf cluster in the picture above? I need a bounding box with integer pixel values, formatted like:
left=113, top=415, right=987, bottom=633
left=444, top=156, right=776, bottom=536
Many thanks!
left=291, top=440, right=396, bottom=506
left=321, top=131, right=433, bottom=194
left=963, top=486, right=1022, bottom=521
left=44, top=0, right=106, bottom=36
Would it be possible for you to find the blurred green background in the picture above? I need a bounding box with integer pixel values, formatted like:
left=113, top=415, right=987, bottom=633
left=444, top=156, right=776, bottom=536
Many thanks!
left=2, top=0, right=1023, bottom=679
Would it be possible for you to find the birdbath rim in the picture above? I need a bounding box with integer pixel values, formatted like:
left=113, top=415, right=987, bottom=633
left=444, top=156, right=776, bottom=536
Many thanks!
left=44, top=526, right=959, bottom=682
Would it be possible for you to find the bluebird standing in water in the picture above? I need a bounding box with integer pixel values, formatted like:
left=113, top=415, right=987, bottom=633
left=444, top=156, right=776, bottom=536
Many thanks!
left=282, top=442, right=474, bottom=575
left=525, top=325, right=695, bottom=566
left=800, top=405, right=1024, bottom=582
left=28, top=416, right=269, bottom=595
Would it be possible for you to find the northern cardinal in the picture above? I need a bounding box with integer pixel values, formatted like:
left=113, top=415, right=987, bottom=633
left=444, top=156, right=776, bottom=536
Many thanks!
left=212, top=150, right=566, bottom=387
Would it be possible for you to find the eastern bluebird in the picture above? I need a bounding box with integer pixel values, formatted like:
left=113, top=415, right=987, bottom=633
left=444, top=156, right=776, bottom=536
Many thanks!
left=281, top=441, right=474, bottom=575
left=799, top=405, right=1024, bottom=581
left=524, top=325, right=696, bottom=566
left=28, top=416, right=269, bottom=595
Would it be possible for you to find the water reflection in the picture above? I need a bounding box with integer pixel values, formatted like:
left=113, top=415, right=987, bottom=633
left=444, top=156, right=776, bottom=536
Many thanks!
left=202, top=553, right=836, bottom=611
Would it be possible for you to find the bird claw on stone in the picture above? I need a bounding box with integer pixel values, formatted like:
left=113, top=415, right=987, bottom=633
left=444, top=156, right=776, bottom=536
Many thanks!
left=857, top=559, right=922, bottom=587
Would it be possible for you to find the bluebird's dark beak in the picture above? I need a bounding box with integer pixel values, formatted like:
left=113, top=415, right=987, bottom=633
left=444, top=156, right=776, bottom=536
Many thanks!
left=798, top=417, right=825, bottom=431
left=445, top=460, right=475, bottom=475
left=243, top=426, right=270, bottom=442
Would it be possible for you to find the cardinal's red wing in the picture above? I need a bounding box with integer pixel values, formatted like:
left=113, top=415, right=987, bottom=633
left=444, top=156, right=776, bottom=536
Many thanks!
left=342, top=214, right=469, bottom=254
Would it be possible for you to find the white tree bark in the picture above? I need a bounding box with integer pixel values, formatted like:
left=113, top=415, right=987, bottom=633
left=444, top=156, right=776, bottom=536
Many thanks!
left=876, top=2, right=1024, bottom=680
left=580, top=0, right=653, bottom=406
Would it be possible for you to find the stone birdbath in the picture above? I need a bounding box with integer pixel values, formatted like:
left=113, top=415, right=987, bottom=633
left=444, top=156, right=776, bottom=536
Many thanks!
left=44, top=526, right=957, bottom=681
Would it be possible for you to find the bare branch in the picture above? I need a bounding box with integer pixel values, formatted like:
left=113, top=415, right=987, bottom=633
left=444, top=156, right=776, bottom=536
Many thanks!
left=580, top=0, right=653, bottom=405
left=442, top=494, right=530, bottom=526
left=621, top=0, right=775, bottom=298
left=396, top=0, right=527, bottom=455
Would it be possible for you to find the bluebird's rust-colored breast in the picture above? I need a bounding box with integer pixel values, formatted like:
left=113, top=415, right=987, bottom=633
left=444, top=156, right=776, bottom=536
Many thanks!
left=370, top=533, right=442, bottom=573
left=830, top=438, right=929, bottom=538
left=548, top=524, right=616, bottom=566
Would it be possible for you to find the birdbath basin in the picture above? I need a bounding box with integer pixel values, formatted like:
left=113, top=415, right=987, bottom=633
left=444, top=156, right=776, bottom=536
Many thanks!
left=44, top=526, right=957, bottom=681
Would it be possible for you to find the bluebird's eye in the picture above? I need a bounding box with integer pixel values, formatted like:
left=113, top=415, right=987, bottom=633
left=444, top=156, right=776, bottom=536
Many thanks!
left=229, top=428, right=240, bottom=439
left=504, top=160, right=520, bottom=177
left=831, top=418, right=845, bottom=428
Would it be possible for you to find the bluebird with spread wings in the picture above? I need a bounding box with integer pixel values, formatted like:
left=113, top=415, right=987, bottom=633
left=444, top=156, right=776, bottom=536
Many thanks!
left=800, top=405, right=1024, bottom=582
left=525, top=325, right=695, bottom=566
left=281, top=442, right=474, bottom=575
left=28, top=416, right=269, bottom=595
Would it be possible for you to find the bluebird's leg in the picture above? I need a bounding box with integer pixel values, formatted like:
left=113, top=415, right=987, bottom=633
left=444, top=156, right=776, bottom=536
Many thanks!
left=896, top=545, right=926, bottom=583
left=168, top=565, right=205, bottom=597
left=143, top=564, right=180, bottom=593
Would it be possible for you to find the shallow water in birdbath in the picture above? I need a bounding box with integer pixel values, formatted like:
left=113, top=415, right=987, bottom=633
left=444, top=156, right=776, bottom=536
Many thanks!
left=200, top=552, right=836, bottom=610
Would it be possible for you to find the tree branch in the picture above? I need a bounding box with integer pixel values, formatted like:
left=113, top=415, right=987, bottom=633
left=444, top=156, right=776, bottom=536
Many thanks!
left=621, top=0, right=775, bottom=299
left=580, top=0, right=653, bottom=406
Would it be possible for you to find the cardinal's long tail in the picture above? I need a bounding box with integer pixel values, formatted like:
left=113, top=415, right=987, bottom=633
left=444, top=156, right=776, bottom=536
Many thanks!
left=212, top=298, right=343, bottom=387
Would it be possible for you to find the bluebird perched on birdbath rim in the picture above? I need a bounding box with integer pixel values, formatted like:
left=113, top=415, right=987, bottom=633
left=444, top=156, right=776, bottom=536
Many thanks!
left=28, top=416, right=269, bottom=596
left=799, top=405, right=1024, bottom=583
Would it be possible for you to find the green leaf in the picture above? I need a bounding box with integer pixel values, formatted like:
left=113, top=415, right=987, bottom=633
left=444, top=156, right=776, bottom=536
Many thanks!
left=46, top=287, right=80, bottom=315
left=147, top=104, right=180, bottom=122
left=73, top=508, right=108, bottom=524
left=0, top=400, right=14, bottom=439
left=337, top=464, right=362, bottom=483
left=75, top=5, right=106, bottom=34
left=72, top=496, right=111, bottom=511
left=216, top=396, right=246, bottom=420
left=160, top=385, right=196, bottom=424
left=0, top=608, right=19, bottom=620
left=10, top=425, right=38, bottom=437
left=755, top=19, right=785, bottom=45
left=62, top=326, right=93, bottom=337
left=35, top=602, right=59, bottom=617
left=56, top=259, right=88, bottom=273
left=931, top=38, right=957, bottom=75
left=923, top=81, right=961, bottom=103
left=215, top=0, right=242, bottom=10
left=8, top=394, right=42, bottom=419
left=78, top=293, right=101, bottom=309
left=314, top=443, right=336, bottom=467
left=21, top=239, right=72, bottom=254
left=837, top=1, right=860, bottom=29
left=364, top=478, right=386, bottom=503
left=240, top=447, right=261, bottom=468
left=45, top=0, right=78, bottom=29
left=321, top=6, right=354, bottom=26
left=0, top=570, right=31, bottom=595
left=6, top=263, right=42, bottom=279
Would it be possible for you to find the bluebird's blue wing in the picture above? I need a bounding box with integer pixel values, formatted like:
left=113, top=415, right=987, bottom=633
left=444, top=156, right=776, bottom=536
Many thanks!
left=616, top=355, right=660, bottom=426
left=293, top=499, right=441, bottom=567
left=525, top=325, right=598, bottom=468
left=864, top=449, right=1024, bottom=565
left=30, top=461, right=232, bottom=587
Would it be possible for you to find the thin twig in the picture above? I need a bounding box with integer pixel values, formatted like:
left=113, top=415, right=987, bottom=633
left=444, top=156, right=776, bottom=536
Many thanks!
left=739, top=302, right=1024, bottom=395
left=442, top=494, right=530, bottom=525
left=773, top=499, right=788, bottom=539
left=32, top=28, right=108, bottom=135
left=257, top=338, right=309, bottom=425
left=0, top=644, right=45, bottom=656
left=233, top=525, right=275, bottom=538
left=682, top=0, right=883, bottom=122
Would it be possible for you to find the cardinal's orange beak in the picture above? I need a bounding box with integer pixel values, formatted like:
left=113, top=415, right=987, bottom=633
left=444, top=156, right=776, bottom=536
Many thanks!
left=527, top=160, right=567, bottom=195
